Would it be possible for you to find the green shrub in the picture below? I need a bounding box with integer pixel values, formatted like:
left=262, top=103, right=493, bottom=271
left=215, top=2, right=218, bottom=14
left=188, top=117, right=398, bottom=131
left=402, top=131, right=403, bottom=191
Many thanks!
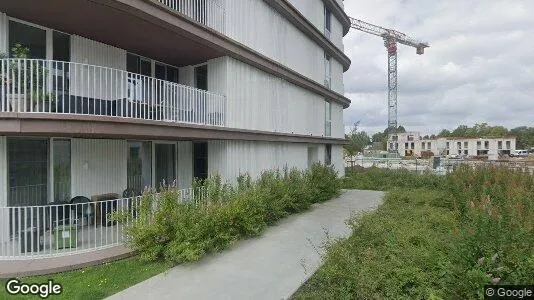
left=295, top=166, right=534, bottom=299
left=117, top=163, right=341, bottom=264
left=342, top=167, right=445, bottom=191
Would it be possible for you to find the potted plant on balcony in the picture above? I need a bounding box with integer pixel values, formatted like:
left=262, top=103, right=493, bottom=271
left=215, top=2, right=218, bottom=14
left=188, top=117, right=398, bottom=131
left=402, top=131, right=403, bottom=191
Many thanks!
left=5, top=44, right=55, bottom=112
left=6, top=44, right=30, bottom=112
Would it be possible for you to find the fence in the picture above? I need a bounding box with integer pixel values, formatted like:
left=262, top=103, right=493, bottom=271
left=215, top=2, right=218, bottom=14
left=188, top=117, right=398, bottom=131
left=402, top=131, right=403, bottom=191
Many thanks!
left=0, top=187, right=205, bottom=260
left=346, top=157, right=534, bottom=176
left=0, top=58, right=227, bottom=127
left=158, top=0, right=226, bottom=34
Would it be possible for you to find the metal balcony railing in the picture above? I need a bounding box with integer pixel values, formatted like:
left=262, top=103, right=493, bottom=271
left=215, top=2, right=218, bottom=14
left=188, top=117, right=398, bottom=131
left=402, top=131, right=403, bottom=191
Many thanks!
left=0, top=59, right=227, bottom=127
left=0, top=187, right=205, bottom=259
left=158, top=0, right=226, bottom=34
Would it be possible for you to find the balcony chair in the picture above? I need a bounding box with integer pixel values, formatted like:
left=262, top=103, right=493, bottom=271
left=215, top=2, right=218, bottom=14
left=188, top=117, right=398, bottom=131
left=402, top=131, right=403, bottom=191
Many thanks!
left=70, top=196, right=94, bottom=226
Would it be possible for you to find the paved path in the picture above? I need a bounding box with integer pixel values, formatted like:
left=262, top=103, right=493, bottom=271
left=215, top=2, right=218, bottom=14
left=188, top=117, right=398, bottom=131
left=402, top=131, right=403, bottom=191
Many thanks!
left=108, top=190, right=383, bottom=300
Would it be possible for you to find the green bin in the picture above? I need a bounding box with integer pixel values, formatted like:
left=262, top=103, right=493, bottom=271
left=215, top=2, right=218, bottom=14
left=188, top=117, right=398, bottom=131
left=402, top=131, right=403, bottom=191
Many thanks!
left=54, top=225, right=78, bottom=249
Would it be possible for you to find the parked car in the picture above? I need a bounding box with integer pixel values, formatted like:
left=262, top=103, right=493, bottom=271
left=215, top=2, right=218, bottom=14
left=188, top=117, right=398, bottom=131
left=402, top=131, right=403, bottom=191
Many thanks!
left=510, top=150, right=529, bottom=157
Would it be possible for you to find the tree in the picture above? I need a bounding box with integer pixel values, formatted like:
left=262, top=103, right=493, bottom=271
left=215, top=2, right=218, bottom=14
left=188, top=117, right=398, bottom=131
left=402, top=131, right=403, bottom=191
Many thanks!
left=344, top=122, right=371, bottom=158
left=510, top=126, right=534, bottom=149
left=438, top=129, right=451, bottom=137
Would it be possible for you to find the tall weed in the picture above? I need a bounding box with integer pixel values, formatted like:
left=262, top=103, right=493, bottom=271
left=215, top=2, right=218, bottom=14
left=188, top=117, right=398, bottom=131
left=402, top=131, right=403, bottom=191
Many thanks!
left=118, top=163, right=341, bottom=264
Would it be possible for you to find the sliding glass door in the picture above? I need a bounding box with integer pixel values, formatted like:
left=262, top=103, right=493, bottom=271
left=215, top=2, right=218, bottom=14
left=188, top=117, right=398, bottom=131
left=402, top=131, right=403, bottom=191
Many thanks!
left=7, top=138, right=49, bottom=207
left=155, top=143, right=176, bottom=190
left=127, top=141, right=152, bottom=194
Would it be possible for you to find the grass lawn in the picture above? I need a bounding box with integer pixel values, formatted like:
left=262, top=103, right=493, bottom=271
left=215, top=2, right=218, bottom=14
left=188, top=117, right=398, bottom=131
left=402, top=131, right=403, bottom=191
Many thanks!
left=0, top=257, right=172, bottom=299
left=293, top=167, right=534, bottom=299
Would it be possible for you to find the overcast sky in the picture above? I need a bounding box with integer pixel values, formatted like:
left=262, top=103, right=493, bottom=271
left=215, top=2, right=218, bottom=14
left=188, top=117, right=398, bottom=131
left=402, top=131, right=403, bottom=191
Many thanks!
left=342, top=0, right=534, bottom=136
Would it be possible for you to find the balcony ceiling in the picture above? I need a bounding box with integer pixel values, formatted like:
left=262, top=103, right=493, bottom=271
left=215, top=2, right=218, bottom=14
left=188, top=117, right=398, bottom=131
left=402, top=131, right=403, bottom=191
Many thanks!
left=0, top=0, right=225, bottom=67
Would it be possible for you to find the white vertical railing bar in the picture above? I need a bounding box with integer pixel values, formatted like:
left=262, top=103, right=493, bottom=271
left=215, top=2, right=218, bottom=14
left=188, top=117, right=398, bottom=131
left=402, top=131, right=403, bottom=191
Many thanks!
left=0, top=58, right=226, bottom=127
left=156, top=0, right=226, bottom=35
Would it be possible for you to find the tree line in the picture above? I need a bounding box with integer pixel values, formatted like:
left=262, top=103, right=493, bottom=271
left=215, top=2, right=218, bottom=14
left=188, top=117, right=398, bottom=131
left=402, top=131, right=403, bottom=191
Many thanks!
left=344, top=123, right=534, bottom=155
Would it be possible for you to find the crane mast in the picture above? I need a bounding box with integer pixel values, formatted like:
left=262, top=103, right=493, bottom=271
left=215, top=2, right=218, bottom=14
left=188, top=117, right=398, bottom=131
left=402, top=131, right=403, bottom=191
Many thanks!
left=349, top=17, right=429, bottom=130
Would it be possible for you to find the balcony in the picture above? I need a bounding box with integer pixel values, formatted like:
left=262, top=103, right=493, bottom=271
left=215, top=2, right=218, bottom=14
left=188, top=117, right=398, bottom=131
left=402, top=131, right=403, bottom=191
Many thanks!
left=0, top=59, right=227, bottom=127
left=0, top=187, right=202, bottom=260
left=158, top=0, right=226, bottom=35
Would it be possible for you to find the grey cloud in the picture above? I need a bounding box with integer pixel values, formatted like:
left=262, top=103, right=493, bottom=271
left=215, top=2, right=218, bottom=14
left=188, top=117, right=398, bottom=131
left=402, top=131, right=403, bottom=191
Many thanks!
left=342, top=0, right=534, bottom=135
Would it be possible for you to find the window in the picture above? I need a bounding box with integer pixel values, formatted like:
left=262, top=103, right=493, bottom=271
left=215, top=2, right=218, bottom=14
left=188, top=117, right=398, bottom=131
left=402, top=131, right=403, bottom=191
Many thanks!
left=506, top=141, right=511, bottom=149
left=155, top=143, right=176, bottom=189
left=405, top=142, right=409, bottom=148
left=53, top=31, right=70, bottom=62
left=411, top=142, right=415, bottom=150
left=325, top=144, right=332, bottom=165
left=324, top=5, right=332, bottom=39
left=484, top=141, right=489, bottom=149
left=195, top=65, right=208, bottom=91
left=477, top=141, right=482, bottom=149
left=446, top=142, right=450, bottom=149
left=166, top=66, right=179, bottom=84
left=324, top=53, right=331, bottom=88
left=127, top=53, right=151, bottom=76
left=325, top=100, right=332, bottom=136
left=9, top=20, right=46, bottom=59
left=427, top=142, right=431, bottom=150
left=457, top=142, right=462, bottom=149
left=194, top=142, right=209, bottom=180
left=7, top=138, right=49, bottom=206
left=422, top=142, right=426, bottom=149
left=464, top=141, right=468, bottom=149
left=498, top=141, right=503, bottom=150
left=127, top=141, right=152, bottom=194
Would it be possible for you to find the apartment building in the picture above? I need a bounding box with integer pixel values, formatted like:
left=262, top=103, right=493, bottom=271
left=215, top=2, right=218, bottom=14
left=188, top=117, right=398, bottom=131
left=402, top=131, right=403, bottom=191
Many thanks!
left=0, top=0, right=351, bottom=259
left=388, top=132, right=516, bottom=157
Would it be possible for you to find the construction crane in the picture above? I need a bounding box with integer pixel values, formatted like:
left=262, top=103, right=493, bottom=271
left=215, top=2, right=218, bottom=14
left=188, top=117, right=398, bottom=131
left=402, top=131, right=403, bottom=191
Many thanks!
left=350, top=17, right=429, bottom=130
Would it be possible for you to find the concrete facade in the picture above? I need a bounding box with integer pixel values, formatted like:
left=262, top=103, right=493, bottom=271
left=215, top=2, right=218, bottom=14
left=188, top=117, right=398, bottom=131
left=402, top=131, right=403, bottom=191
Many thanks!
left=0, top=0, right=351, bottom=206
left=388, top=132, right=517, bottom=158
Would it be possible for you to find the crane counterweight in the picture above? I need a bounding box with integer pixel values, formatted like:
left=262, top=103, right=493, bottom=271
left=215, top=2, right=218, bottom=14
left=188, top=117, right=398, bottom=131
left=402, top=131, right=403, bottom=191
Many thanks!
left=350, top=17, right=429, bottom=129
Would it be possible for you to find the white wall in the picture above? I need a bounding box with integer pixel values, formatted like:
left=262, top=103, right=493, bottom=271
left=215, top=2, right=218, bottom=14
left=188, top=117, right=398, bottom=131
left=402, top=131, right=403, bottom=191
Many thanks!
left=208, top=140, right=309, bottom=183
left=70, top=36, right=126, bottom=70
left=176, top=141, right=193, bottom=189
left=330, top=102, right=344, bottom=139
left=0, top=137, right=6, bottom=207
left=209, top=56, right=340, bottom=137
left=225, top=0, right=325, bottom=84
left=69, top=35, right=128, bottom=100
left=285, top=0, right=344, bottom=52
left=71, top=139, right=127, bottom=198
left=207, top=140, right=345, bottom=183
left=330, top=57, right=344, bottom=95
left=0, top=13, right=8, bottom=54
left=330, top=15, right=344, bottom=51
left=332, top=144, right=345, bottom=177
left=179, top=66, right=195, bottom=87
left=286, top=0, right=324, bottom=31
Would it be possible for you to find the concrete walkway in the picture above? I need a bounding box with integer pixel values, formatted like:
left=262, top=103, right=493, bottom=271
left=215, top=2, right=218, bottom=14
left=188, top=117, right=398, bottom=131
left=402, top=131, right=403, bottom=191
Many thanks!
left=108, top=190, right=383, bottom=300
